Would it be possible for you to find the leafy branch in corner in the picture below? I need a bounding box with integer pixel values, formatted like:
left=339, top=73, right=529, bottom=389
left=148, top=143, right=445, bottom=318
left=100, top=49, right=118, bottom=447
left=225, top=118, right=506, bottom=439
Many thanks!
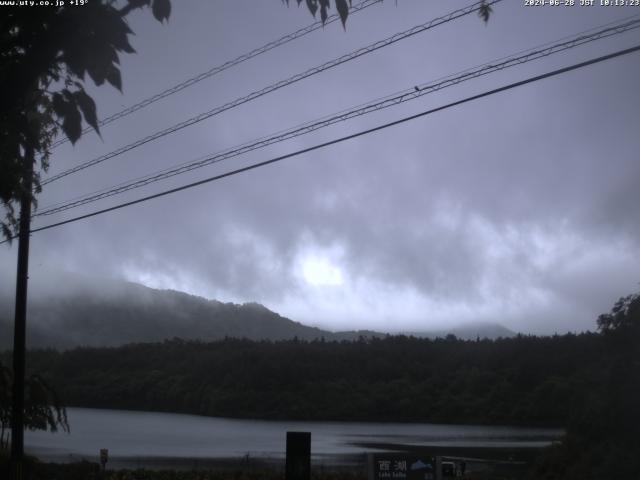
left=283, top=0, right=352, bottom=28
left=0, top=0, right=171, bottom=241
left=283, top=0, right=493, bottom=29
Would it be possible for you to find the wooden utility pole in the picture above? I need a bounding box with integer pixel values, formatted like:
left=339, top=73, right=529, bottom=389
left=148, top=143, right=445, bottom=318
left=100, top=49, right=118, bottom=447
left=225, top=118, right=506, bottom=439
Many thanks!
left=10, top=147, right=34, bottom=480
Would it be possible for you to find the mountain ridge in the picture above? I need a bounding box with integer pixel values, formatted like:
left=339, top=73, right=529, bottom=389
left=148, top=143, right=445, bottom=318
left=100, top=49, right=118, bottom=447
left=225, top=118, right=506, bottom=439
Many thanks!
left=0, top=275, right=514, bottom=349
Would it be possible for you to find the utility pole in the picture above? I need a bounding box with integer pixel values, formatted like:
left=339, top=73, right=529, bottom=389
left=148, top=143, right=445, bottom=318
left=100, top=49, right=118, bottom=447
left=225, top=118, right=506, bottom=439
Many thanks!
left=10, top=146, right=34, bottom=480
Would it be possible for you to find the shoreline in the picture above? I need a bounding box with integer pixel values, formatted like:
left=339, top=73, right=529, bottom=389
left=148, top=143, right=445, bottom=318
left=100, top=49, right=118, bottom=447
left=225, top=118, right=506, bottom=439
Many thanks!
left=27, top=443, right=548, bottom=471
left=27, top=452, right=365, bottom=471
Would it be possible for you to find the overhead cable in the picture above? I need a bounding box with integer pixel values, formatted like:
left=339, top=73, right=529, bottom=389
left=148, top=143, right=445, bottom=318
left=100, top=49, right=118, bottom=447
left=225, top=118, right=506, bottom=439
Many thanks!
left=40, top=0, right=502, bottom=186
left=9, top=44, right=636, bottom=244
left=49, top=0, right=383, bottom=149
left=34, top=17, right=640, bottom=217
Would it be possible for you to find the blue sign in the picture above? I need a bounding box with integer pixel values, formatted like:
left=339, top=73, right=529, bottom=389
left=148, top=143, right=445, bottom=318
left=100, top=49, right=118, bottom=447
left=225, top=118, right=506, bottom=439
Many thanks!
left=369, top=454, right=436, bottom=480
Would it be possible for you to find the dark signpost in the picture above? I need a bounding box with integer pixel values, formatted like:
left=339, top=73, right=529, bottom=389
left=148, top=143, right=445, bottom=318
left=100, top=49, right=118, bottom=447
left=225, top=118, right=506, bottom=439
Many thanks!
left=100, top=448, right=109, bottom=471
left=368, top=454, right=439, bottom=480
left=286, top=431, right=311, bottom=480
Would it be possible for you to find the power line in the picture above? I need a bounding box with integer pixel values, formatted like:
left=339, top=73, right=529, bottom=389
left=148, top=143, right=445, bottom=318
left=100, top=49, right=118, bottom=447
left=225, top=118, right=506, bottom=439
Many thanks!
left=36, top=16, right=640, bottom=214
left=8, top=44, right=636, bottom=245
left=39, top=13, right=640, bottom=213
left=34, top=17, right=640, bottom=217
left=40, top=0, right=501, bottom=187
left=49, top=0, right=383, bottom=150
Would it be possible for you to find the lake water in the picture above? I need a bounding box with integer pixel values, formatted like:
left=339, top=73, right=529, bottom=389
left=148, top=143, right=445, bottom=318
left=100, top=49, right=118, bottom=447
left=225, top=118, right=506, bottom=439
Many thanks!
left=25, top=407, right=562, bottom=468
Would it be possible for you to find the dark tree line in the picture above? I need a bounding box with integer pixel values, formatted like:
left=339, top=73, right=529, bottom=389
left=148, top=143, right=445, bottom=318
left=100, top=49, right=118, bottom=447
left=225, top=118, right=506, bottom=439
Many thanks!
left=528, top=293, right=640, bottom=480
left=5, top=332, right=610, bottom=426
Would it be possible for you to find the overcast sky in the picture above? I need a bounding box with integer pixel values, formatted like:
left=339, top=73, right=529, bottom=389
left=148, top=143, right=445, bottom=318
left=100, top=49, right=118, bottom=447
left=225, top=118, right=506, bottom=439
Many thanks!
left=2, top=0, right=639, bottom=334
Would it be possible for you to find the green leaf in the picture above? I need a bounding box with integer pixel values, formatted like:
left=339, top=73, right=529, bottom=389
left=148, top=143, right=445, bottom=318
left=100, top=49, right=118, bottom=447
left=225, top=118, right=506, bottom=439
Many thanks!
left=51, top=92, right=66, bottom=118
left=62, top=46, right=87, bottom=79
left=74, top=89, right=100, bottom=135
left=478, top=2, right=492, bottom=23
left=306, top=0, right=317, bottom=16
left=52, top=91, right=82, bottom=143
left=86, top=61, right=107, bottom=86
left=58, top=98, right=82, bottom=145
left=152, top=0, right=171, bottom=23
left=106, top=65, right=123, bottom=91
left=317, top=0, right=330, bottom=24
left=0, top=224, right=11, bottom=244
left=335, top=0, right=349, bottom=28
left=127, top=0, right=151, bottom=9
left=110, top=29, right=136, bottom=54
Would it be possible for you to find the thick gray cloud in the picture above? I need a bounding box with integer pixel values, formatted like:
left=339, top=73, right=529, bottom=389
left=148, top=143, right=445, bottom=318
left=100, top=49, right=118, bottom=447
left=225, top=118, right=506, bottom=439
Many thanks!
left=2, top=0, right=639, bottom=334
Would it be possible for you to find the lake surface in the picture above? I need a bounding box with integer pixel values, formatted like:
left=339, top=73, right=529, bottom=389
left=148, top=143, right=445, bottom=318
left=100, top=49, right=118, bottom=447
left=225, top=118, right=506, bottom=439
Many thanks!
left=25, top=407, right=562, bottom=468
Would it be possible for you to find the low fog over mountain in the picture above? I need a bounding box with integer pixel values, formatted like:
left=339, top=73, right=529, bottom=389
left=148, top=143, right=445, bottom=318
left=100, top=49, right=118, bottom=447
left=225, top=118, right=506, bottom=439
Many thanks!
left=0, top=272, right=513, bottom=349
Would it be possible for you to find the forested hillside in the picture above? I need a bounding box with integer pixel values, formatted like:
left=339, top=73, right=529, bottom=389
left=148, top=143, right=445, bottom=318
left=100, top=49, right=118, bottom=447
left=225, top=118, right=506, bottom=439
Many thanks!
left=0, top=276, right=513, bottom=349
left=1, top=292, right=638, bottom=479
left=0, top=282, right=329, bottom=349
left=14, top=333, right=604, bottom=426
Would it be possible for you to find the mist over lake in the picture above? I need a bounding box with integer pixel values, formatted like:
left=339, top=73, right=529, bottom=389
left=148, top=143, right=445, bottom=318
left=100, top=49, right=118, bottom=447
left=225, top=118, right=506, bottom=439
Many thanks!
left=25, top=407, right=562, bottom=468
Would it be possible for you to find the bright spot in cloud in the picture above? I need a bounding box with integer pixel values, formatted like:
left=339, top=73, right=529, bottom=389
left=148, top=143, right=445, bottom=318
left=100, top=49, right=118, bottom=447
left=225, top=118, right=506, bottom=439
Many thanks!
left=300, top=256, right=344, bottom=287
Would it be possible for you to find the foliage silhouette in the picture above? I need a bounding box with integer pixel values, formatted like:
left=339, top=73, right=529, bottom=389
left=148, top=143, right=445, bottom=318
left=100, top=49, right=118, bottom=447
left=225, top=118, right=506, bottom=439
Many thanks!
left=0, top=0, right=171, bottom=240
left=13, top=331, right=605, bottom=426
left=286, top=0, right=493, bottom=28
left=0, top=360, right=69, bottom=451
left=596, top=292, right=639, bottom=333
left=527, top=291, right=640, bottom=480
